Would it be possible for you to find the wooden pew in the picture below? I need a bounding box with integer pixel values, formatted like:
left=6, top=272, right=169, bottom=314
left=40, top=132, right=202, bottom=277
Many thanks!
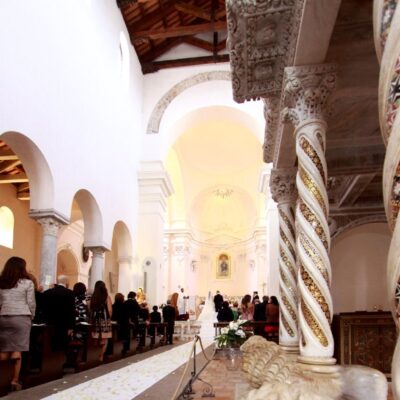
left=21, top=325, right=65, bottom=388
left=148, top=322, right=167, bottom=348
left=73, top=324, right=103, bottom=372
left=104, top=323, right=125, bottom=362
left=136, top=322, right=151, bottom=352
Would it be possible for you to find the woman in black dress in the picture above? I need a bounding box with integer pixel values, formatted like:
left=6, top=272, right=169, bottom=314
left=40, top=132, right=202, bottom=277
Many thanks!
left=73, top=282, right=89, bottom=342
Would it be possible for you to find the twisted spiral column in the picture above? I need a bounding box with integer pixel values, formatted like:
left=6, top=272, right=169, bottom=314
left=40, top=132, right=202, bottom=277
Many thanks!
left=374, top=3, right=400, bottom=396
left=270, top=168, right=299, bottom=353
left=282, top=64, right=336, bottom=365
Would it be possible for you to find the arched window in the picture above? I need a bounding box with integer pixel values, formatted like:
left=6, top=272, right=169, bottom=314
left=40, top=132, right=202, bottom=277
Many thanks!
left=0, top=206, right=14, bottom=248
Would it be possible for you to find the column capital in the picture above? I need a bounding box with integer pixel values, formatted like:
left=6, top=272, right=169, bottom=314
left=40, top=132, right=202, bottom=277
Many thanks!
left=270, top=168, right=298, bottom=204
left=87, top=246, right=108, bottom=257
left=35, top=216, right=64, bottom=236
left=29, top=209, right=69, bottom=235
left=282, top=64, right=336, bottom=128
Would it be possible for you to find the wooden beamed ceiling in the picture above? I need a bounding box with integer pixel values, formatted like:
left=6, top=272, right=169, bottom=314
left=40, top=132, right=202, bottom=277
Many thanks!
left=118, top=0, right=228, bottom=73
left=0, top=140, right=30, bottom=201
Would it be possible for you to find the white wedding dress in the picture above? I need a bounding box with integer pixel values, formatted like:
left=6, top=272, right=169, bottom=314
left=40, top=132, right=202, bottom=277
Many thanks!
left=198, top=291, right=217, bottom=341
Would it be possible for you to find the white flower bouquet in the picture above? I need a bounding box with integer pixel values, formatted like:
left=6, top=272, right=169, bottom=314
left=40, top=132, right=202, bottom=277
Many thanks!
left=215, top=319, right=249, bottom=348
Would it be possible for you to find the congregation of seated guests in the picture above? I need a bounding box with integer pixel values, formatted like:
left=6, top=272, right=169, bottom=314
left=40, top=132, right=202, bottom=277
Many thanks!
left=0, top=256, right=175, bottom=394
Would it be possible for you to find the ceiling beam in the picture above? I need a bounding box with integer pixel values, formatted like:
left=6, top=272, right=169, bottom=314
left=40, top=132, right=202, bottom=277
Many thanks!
left=182, top=36, right=214, bottom=52
left=17, top=182, right=30, bottom=192
left=141, top=37, right=184, bottom=62
left=175, top=2, right=212, bottom=21
left=0, top=173, right=28, bottom=184
left=0, top=149, right=18, bottom=161
left=337, top=173, right=376, bottom=207
left=330, top=204, right=385, bottom=217
left=327, top=135, right=384, bottom=149
left=142, top=54, right=229, bottom=73
left=0, top=160, right=22, bottom=173
left=127, top=0, right=176, bottom=30
left=16, top=191, right=30, bottom=201
left=132, top=20, right=227, bottom=40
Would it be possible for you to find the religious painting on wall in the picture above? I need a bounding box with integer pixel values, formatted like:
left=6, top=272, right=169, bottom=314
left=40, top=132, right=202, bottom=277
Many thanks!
left=216, top=253, right=231, bottom=279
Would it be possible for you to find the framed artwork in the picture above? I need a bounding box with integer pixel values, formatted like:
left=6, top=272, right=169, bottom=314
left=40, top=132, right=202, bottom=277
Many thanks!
left=216, top=253, right=231, bottom=279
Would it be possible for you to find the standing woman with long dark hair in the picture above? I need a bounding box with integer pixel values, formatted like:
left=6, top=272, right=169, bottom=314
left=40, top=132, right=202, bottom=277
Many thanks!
left=88, top=280, right=112, bottom=362
left=0, top=257, right=36, bottom=391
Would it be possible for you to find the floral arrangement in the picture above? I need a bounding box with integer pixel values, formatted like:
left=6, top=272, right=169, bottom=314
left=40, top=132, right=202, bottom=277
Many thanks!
left=215, top=320, right=249, bottom=348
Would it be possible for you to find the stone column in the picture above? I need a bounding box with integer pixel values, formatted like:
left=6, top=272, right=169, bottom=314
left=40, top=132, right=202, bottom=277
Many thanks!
left=88, top=246, right=107, bottom=289
left=282, top=64, right=336, bottom=368
left=29, top=210, right=69, bottom=289
left=270, top=168, right=299, bottom=354
left=118, top=256, right=133, bottom=295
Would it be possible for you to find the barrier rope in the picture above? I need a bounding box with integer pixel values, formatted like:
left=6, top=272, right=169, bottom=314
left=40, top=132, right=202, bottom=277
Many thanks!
left=171, top=335, right=215, bottom=400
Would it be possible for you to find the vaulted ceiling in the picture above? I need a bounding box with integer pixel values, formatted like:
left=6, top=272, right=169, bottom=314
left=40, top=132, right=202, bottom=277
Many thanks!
left=117, top=0, right=228, bottom=73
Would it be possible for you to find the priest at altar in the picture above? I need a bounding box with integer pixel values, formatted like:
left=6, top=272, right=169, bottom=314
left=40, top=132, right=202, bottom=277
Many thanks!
left=177, top=288, right=190, bottom=321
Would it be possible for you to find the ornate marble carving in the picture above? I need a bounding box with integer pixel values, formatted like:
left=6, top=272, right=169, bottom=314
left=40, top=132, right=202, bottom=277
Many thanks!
left=226, top=0, right=304, bottom=102
left=146, top=71, right=231, bottom=134
left=263, top=96, right=280, bottom=163
left=270, top=168, right=297, bottom=204
left=386, top=55, right=400, bottom=136
left=381, top=0, right=398, bottom=51
left=282, top=64, right=336, bottom=127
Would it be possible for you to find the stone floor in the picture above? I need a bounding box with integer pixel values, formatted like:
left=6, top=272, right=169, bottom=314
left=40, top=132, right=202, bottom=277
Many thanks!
left=2, top=344, right=394, bottom=400
left=190, top=351, right=247, bottom=400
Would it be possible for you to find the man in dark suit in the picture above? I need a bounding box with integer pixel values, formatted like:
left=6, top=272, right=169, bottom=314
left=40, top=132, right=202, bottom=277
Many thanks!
left=253, top=296, right=269, bottom=335
left=42, top=275, right=75, bottom=350
left=124, top=291, right=140, bottom=326
left=213, top=290, right=223, bottom=312
left=162, top=299, right=176, bottom=344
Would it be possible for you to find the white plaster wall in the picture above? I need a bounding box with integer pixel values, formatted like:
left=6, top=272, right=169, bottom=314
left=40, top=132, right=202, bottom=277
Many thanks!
left=0, top=0, right=143, bottom=247
left=331, top=223, right=391, bottom=313
left=141, top=65, right=264, bottom=161
left=0, top=184, right=41, bottom=274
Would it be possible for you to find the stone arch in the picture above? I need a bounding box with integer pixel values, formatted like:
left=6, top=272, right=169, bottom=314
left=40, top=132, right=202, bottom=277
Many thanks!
left=71, top=189, right=105, bottom=247
left=146, top=71, right=231, bottom=135
left=331, top=215, right=388, bottom=240
left=105, top=220, right=134, bottom=294
left=0, top=131, right=54, bottom=210
left=113, top=220, right=133, bottom=257
left=57, top=247, right=80, bottom=287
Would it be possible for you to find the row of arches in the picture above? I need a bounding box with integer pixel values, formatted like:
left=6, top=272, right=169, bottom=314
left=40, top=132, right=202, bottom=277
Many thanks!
left=0, top=131, right=134, bottom=292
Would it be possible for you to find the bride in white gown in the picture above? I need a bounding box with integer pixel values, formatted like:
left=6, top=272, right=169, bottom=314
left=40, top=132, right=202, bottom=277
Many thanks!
left=198, top=291, right=217, bottom=341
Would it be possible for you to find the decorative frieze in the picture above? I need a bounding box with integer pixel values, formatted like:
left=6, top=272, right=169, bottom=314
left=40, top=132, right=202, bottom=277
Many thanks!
left=263, top=96, right=280, bottom=163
